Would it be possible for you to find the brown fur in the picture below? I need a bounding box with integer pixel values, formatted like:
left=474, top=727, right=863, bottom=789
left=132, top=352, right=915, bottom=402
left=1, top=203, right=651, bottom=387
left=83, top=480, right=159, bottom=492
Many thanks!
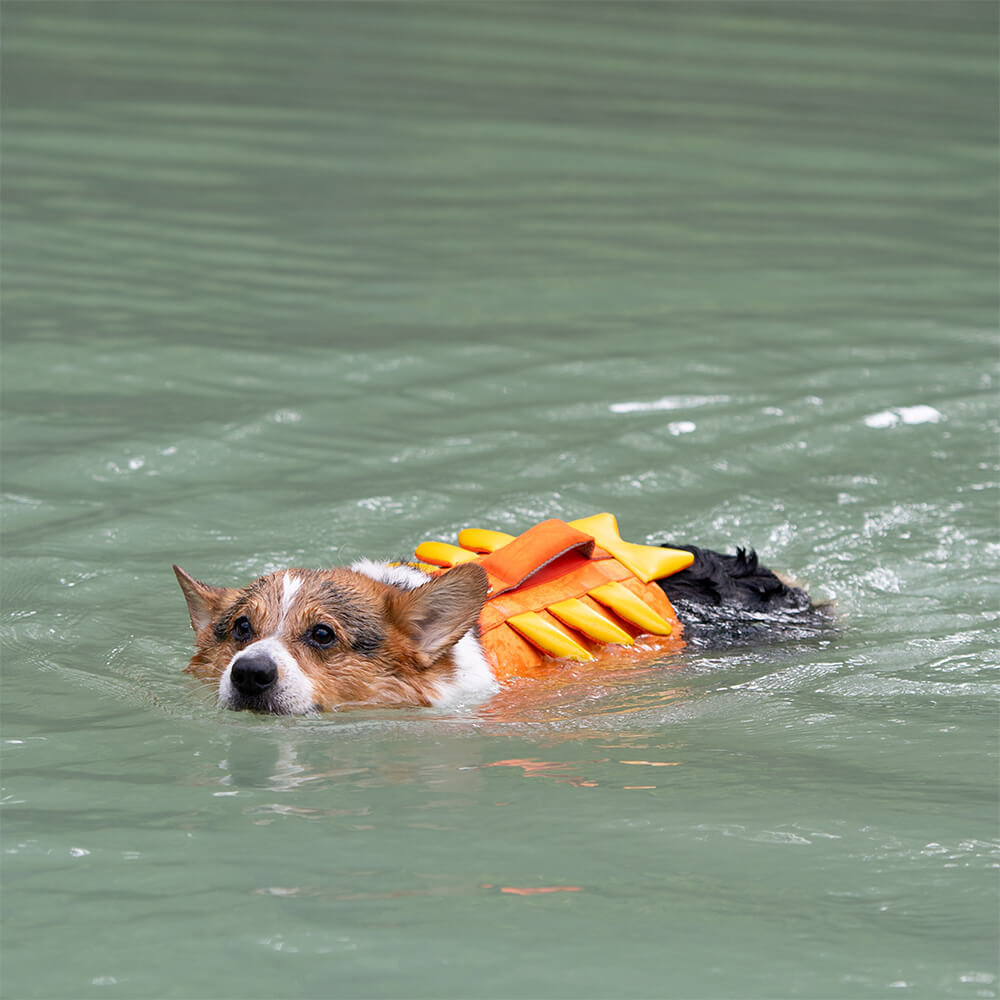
left=174, top=563, right=488, bottom=711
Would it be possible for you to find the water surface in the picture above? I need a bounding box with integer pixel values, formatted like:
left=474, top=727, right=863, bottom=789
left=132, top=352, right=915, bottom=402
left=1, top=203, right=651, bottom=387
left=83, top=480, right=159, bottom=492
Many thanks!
left=2, top=3, right=998, bottom=998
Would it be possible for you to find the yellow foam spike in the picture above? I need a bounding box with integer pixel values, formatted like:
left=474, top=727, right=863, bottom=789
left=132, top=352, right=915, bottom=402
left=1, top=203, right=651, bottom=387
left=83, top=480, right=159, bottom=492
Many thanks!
left=413, top=541, right=480, bottom=568
left=547, top=598, right=634, bottom=645
left=588, top=581, right=673, bottom=636
left=457, top=528, right=515, bottom=553
left=507, top=611, right=595, bottom=662
left=570, top=513, right=694, bottom=583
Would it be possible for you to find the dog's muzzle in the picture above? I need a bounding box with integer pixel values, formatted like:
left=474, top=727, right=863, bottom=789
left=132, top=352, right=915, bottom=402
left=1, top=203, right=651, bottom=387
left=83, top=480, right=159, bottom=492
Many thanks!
left=219, top=637, right=317, bottom=715
left=227, top=648, right=279, bottom=709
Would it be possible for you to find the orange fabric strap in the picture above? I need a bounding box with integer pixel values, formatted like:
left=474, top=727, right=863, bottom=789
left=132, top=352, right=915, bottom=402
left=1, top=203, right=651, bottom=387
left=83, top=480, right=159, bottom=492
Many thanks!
left=477, top=519, right=598, bottom=597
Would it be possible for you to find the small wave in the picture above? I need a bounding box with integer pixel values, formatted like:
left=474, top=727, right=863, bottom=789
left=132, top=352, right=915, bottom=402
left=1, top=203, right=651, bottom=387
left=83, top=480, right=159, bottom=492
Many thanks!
left=817, top=676, right=999, bottom=698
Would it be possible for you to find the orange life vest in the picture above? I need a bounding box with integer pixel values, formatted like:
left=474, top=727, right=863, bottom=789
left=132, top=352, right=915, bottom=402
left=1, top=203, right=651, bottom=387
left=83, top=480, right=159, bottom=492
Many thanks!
left=414, top=517, right=689, bottom=680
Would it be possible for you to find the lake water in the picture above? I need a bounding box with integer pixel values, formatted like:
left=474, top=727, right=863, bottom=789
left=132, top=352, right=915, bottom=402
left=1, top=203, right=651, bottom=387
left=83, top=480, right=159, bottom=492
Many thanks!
left=2, top=3, right=998, bottom=998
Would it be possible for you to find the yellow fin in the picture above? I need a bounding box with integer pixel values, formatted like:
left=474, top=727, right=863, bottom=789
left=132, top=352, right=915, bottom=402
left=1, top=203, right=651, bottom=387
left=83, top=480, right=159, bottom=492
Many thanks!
left=413, top=541, right=480, bottom=568
left=547, top=598, right=634, bottom=645
left=507, top=611, right=595, bottom=662
left=588, top=581, right=673, bottom=636
left=457, top=528, right=515, bottom=553
left=570, top=513, right=694, bottom=583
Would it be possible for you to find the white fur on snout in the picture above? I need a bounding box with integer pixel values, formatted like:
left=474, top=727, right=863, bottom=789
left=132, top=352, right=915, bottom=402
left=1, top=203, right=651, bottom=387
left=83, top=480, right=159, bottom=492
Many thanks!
left=219, top=636, right=316, bottom=714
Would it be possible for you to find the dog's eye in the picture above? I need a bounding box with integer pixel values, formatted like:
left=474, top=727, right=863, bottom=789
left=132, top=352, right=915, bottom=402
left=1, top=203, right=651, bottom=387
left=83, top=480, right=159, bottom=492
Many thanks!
left=308, top=624, right=336, bottom=648
left=232, top=616, right=253, bottom=641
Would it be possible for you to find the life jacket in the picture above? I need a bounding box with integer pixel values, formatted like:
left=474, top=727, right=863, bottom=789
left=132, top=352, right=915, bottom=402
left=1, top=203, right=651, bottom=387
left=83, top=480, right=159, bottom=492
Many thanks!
left=411, top=514, right=695, bottom=680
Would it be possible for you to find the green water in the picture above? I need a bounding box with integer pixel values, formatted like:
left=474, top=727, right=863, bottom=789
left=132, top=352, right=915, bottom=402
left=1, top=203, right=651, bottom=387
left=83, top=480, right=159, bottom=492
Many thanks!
left=2, top=3, right=998, bottom=998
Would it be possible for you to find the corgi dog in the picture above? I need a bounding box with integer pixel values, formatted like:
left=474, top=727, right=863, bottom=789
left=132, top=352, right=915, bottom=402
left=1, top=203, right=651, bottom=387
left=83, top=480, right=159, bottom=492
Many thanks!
left=175, top=515, right=824, bottom=714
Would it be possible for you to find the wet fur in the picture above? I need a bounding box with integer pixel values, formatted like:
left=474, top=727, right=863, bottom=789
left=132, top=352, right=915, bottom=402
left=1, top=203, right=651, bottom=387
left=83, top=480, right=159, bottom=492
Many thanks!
left=655, top=544, right=828, bottom=645
left=176, top=563, right=489, bottom=711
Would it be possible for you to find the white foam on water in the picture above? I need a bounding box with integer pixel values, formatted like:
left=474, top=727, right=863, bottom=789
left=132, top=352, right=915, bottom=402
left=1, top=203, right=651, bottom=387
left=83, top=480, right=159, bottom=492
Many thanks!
left=864, top=405, right=944, bottom=428
left=610, top=395, right=728, bottom=413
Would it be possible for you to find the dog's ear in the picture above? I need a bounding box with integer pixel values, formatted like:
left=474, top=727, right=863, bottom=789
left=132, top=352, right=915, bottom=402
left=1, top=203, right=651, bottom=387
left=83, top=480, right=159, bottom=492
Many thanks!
left=390, top=563, right=488, bottom=668
left=173, top=565, right=234, bottom=633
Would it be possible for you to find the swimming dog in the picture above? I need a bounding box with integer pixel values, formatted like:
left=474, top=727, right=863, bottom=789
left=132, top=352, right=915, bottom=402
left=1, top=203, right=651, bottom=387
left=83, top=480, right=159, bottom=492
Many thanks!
left=175, top=515, right=825, bottom=714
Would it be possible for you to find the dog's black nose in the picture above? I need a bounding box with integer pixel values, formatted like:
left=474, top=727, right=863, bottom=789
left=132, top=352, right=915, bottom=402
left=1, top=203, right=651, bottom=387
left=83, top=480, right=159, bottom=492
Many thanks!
left=230, top=651, right=278, bottom=696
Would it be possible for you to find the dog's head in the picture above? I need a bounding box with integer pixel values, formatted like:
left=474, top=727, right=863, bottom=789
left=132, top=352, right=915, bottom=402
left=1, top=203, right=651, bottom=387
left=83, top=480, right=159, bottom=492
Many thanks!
left=173, top=561, right=489, bottom=713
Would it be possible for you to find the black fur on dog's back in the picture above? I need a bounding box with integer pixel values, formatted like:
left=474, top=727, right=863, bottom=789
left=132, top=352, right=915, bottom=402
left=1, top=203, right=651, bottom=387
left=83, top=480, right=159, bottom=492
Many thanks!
left=655, top=544, right=829, bottom=645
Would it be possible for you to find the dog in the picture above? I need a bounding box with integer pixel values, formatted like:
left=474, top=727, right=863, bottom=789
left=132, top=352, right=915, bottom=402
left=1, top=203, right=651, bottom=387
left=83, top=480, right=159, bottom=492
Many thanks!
left=175, top=515, right=826, bottom=714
